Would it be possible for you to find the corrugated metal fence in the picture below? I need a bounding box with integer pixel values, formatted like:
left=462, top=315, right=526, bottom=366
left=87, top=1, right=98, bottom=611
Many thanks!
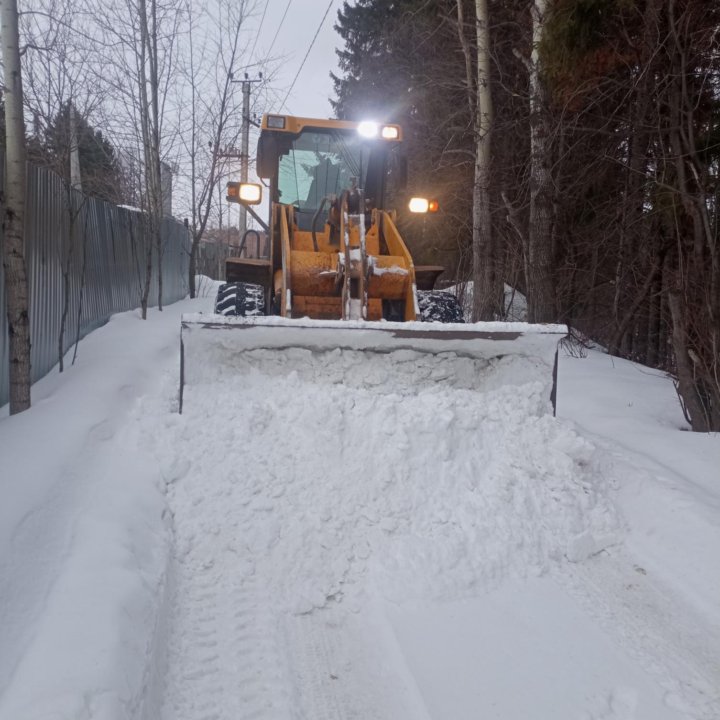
left=0, top=158, right=191, bottom=407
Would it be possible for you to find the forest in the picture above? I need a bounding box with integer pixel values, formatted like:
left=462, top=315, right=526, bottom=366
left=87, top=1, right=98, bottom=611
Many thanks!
left=332, top=0, right=720, bottom=432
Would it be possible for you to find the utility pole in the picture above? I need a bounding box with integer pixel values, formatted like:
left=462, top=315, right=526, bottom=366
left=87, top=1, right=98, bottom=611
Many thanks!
left=69, top=104, right=82, bottom=191
left=240, top=78, right=251, bottom=237
left=228, top=72, right=262, bottom=236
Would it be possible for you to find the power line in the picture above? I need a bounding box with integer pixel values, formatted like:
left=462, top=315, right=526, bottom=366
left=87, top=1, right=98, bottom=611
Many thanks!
left=279, top=0, right=334, bottom=113
left=248, top=0, right=270, bottom=62
left=266, top=0, right=293, bottom=58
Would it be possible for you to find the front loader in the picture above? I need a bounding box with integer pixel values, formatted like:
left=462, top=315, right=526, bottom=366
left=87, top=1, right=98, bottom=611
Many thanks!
left=217, top=115, right=461, bottom=323
left=180, top=114, right=566, bottom=411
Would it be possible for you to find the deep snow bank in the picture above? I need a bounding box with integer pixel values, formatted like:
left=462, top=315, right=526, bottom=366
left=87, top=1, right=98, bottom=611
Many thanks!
left=558, top=349, right=720, bottom=627
left=0, top=304, right=188, bottom=720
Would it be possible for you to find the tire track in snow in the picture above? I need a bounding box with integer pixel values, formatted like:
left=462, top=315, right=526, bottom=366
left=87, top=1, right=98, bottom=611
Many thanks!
left=160, top=403, right=294, bottom=720
left=283, top=606, right=435, bottom=720
left=284, top=615, right=349, bottom=720
left=557, top=551, right=720, bottom=720
left=161, top=548, right=294, bottom=720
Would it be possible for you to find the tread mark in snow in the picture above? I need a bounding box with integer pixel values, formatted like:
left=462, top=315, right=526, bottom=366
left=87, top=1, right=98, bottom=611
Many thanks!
left=558, top=553, right=720, bottom=720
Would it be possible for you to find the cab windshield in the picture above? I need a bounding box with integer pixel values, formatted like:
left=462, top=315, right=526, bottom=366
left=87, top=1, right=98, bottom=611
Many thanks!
left=277, top=130, right=370, bottom=211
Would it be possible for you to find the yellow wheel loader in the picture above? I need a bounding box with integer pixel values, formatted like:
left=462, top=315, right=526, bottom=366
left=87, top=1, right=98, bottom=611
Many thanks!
left=180, top=114, right=566, bottom=411
left=218, top=115, right=459, bottom=323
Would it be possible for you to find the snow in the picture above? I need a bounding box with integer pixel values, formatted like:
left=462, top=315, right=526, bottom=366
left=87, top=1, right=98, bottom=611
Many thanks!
left=1, top=284, right=718, bottom=720
left=559, top=350, right=720, bottom=626
left=370, top=261, right=408, bottom=276
left=448, top=281, right=529, bottom=321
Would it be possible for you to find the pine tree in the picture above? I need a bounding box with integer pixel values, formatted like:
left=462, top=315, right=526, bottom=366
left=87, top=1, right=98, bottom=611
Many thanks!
left=332, top=1, right=478, bottom=275
left=43, top=102, right=128, bottom=204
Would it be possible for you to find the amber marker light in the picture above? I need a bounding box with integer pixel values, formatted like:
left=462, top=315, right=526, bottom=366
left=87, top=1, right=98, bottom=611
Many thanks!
left=381, top=125, right=400, bottom=140
left=226, top=181, right=240, bottom=202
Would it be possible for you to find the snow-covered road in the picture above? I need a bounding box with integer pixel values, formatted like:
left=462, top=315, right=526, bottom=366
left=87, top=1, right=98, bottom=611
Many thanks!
left=1, top=288, right=718, bottom=720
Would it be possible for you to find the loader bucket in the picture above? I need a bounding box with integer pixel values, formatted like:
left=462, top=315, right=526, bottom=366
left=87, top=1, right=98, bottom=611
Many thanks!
left=179, top=315, right=567, bottom=414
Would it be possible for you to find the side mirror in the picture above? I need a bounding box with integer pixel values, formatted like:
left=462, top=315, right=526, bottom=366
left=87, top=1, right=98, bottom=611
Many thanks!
left=256, top=133, right=276, bottom=178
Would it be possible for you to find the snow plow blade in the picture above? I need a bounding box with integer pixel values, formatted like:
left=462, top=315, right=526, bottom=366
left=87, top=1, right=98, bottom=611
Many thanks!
left=179, top=315, right=567, bottom=414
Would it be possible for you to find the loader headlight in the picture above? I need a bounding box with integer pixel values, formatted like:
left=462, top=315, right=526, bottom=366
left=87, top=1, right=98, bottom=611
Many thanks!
left=227, top=181, right=263, bottom=205
left=266, top=114, right=286, bottom=129
left=357, top=121, right=400, bottom=140
left=381, top=125, right=400, bottom=140
left=357, top=121, right=379, bottom=138
left=408, top=197, right=439, bottom=213
left=239, top=183, right=263, bottom=204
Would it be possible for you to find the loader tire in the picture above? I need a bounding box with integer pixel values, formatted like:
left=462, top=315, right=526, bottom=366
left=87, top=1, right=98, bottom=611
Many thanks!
left=214, top=282, right=265, bottom=317
left=417, top=290, right=465, bottom=323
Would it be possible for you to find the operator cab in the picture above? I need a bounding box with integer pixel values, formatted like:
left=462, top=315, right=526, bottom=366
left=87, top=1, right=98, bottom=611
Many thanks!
left=257, top=115, right=404, bottom=235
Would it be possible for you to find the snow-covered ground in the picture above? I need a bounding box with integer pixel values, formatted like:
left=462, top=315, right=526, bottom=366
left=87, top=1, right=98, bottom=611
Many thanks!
left=0, top=286, right=718, bottom=720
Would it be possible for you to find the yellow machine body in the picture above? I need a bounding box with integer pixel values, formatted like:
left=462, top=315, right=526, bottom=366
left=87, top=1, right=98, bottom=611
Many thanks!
left=225, top=114, right=419, bottom=322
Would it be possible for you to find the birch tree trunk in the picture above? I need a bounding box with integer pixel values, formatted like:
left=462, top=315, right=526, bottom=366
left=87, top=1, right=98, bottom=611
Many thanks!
left=148, top=0, right=164, bottom=312
left=0, top=0, right=31, bottom=413
left=185, top=0, right=248, bottom=298
left=137, top=0, right=164, bottom=318
left=526, top=0, right=556, bottom=323
left=472, top=0, right=498, bottom=321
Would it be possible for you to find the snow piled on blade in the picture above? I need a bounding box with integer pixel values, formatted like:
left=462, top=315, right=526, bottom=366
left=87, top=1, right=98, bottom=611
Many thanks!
left=173, top=342, right=620, bottom=614
left=180, top=315, right=567, bottom=400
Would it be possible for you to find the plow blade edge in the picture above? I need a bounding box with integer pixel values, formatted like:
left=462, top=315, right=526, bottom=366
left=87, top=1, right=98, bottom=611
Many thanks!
left=179, top=315, right=567, bottom=414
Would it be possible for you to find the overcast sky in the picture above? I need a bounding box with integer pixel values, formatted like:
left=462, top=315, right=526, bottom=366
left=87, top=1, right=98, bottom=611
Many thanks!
left=248, top=0, right=344, bottom=120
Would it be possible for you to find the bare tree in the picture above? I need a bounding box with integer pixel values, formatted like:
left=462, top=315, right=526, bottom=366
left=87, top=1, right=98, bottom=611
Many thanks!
left=470, top=0, right=500, bottom=321
left=177, top=0, right=249, bottom=298
left=21, top=0, right=100, bottom=371
left=0, top=0, right=31, bottom=413
left=91, top=0, right=184, bottom=318
left=525, top=0, right=556, bottom=323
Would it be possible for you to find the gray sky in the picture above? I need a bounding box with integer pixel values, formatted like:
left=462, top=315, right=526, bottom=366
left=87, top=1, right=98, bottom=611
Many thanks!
left=249, top=0, right=344, bottom=119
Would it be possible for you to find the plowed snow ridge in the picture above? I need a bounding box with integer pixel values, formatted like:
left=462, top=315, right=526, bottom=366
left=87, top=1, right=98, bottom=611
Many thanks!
left=152, top=347, right=644, bottom=719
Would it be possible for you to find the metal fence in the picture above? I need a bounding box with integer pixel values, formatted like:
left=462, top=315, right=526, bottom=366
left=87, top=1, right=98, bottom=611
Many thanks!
left=0, top=158, right=191, bottom=407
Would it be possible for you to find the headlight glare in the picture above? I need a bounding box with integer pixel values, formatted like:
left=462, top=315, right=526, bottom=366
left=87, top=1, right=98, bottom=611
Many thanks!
left=357, top=121, right=379, bottom=138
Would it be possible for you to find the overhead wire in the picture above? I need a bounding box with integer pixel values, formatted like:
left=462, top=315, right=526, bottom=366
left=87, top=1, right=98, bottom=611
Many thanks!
left=248, top=0, right=270, bottom=62
left=278, top=0, right=334, bottom=113
left=266, top=0, right=293, bottom=59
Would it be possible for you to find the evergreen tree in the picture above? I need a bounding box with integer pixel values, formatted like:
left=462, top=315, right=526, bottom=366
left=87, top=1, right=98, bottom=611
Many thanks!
left=332, top=1, right=478, bottom=273
left=43, top=102, right=128, bottom=204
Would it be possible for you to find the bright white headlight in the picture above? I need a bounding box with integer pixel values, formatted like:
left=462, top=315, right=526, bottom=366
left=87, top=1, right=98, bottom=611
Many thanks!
left=409, top=197, right=430, bottom=213
left=357, top=121, right=379, bottom=138
left=238, top=183, right=262, bottom=204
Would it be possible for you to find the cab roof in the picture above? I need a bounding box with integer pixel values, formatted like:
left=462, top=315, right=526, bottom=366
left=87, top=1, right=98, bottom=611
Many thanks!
left=260, top=114, right=403, bottom=142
